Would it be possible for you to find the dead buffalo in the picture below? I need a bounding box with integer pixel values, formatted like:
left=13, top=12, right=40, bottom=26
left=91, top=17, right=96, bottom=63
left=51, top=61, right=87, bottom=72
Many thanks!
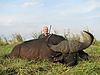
left=8, top=31, right=94, bottom=66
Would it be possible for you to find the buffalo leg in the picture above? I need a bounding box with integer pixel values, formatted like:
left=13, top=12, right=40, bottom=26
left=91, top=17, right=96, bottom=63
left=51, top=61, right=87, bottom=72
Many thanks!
left=78, top=50, right=89, bottom=60
left=64, top=52, right=78, bottom=66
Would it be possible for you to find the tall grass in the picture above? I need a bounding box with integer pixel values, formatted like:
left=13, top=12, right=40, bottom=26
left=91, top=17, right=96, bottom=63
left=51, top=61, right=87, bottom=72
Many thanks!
left=0, top=37, right=9, bottom=46
left=0, top=33, right=24, bottom=46
left=0, top=29, right=97, bottom=46
left=31, top=32, right=41, bottom=39
left=11, top=33, right=24, bottom=44
left=0, top=30, right=98, bottom=48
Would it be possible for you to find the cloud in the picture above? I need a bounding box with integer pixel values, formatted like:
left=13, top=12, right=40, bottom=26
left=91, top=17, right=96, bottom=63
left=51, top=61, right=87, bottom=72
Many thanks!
left=21, top=0, right=42, bottom=8
left=0, top=0, right=42, bottom=9
left=44, top=0, right=100, bottom=21
left=54, top=0, right=100, bottom=14
left=0, top=15, right=16, bottom=26
left=21, top=2, right=36, bottom=8
left=0, top=13, right=40, bottom=28
left=89, top=0, right=100, bottom=7
left=0, top=2, right=18, bottom=9
left=0, top=14, right=28, bottom=26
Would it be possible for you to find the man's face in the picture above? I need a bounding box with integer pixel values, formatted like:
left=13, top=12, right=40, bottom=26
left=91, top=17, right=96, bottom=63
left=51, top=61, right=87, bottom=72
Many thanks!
left=43, top=26, right=48, bottom=33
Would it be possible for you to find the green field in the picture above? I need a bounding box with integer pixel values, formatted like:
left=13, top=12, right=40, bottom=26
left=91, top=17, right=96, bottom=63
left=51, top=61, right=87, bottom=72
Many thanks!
left=0, top=42, right=100, bottom=75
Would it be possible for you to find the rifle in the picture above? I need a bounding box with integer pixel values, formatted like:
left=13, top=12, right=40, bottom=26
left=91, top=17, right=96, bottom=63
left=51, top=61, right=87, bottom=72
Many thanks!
left=46, top=25, right=52, bottom=41
left=49, top=25, right=52, bottom=34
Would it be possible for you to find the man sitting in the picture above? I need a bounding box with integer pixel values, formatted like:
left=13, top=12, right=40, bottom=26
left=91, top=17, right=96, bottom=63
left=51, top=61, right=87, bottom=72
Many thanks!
left=38, top=26, right=50, bottom=39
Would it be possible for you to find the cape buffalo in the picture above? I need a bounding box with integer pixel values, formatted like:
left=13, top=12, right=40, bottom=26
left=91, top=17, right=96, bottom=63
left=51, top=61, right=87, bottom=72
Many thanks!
left=8, top=31, right=94, bottom=66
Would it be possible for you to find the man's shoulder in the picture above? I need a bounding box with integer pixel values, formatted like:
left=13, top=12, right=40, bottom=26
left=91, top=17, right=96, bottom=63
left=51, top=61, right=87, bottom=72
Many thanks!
left=39, top=34, right=44, bottom=36
left=38, top=34, right=45, bottom=39
left=38, top=33, right=50, bottom=39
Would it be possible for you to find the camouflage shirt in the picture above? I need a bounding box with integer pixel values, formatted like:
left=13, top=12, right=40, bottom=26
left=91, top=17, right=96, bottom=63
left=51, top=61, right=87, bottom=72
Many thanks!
left=38, top=33, right=50, bottom=39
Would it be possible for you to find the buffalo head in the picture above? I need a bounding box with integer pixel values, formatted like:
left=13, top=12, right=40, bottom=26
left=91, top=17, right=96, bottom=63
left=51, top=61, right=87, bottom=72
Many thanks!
left=49, top=31, right=94, bottom=53
left=49, top=31, right=94, bottom=66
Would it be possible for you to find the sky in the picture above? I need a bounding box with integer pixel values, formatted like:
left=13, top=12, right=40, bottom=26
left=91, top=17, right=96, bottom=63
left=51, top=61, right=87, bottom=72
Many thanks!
left=0, top=0, right=100, bottom=40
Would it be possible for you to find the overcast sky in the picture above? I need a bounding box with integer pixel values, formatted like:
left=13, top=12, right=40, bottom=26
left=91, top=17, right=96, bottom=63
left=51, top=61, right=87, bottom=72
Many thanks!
left=0, top=0, right=100, bottom=40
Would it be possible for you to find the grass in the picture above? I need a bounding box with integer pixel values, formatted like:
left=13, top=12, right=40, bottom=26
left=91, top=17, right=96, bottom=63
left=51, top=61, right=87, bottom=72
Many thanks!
left=0, top=32, right=100, bottom=75
left=0, top=42, right=100, bottom=75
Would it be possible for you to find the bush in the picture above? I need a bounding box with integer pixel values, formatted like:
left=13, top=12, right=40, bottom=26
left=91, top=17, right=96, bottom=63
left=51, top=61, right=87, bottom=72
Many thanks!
left=0, top=37, right=9, bottom=46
